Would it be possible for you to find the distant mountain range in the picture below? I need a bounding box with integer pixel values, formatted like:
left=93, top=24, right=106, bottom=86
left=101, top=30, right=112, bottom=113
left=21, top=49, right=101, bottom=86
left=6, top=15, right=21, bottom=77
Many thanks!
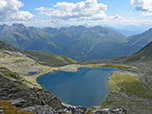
left=84, top=39, right=152, bottom=65
left=0, top=23, right=152, bottom=60
left=112, top=28, right=143, bottom=37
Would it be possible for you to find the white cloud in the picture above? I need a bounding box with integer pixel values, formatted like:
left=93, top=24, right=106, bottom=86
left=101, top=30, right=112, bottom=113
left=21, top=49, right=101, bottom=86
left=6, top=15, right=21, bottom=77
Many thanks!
left=11, top=11, right=34, bottom=20
left=130, top=0, right=152, bottom=16
left=0, top=0, right=34, bottom=21
left=35, top=0, right=129, bottom=27
left=35, top=0, right=107, bottom=20
left=4, top=0, right=149, bottom=28
left=142, top=12, right=152, bottom=16
left=35, top=0, right=146, bottom=27
left=3, top=17, right=152, bottom=29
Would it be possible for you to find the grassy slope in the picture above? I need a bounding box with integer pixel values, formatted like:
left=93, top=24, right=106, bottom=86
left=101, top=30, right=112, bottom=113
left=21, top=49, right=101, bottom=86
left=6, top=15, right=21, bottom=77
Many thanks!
left=124, top=41, right=152, bottom=62
left=101, top=71, right=152, bottom=114
left=0, top=51, right=50, bottom=88
left=84, top=64, right=128, bottom=69
left=24, top=50, right=77, bottom=67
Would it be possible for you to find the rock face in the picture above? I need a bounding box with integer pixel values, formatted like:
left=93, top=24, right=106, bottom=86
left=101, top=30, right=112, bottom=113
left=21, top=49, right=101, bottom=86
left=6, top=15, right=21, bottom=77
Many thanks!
left=0, top=74, right=63, bottom=110
left=0, top=40, right=21, bottom=53
left=92, top=108, right=127, bottom=114
left=21, top=105, right=88, bottom=114
left=0, top=40, right=64, bottom=113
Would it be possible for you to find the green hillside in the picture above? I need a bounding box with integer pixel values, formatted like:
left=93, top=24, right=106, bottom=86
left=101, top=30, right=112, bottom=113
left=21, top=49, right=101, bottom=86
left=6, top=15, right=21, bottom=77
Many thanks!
left=1, top=23, right=152, bottom=61
left=125, top=28, right=152, bottom=55
left=0, top=24, right=127, bottom=60
left=123, top=41, right=152, bottom=62
left=24, top=50, right=77, bottom=67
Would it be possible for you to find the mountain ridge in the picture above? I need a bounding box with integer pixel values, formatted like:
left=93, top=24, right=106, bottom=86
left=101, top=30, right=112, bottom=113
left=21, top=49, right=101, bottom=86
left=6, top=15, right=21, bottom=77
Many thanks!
left=125, top=27, right=152, bottom=55
left=1, top=23, right=152, bottom=61
left=0, top=23, right=127, bottom=60
left=122, top=41, right=152, bottom=62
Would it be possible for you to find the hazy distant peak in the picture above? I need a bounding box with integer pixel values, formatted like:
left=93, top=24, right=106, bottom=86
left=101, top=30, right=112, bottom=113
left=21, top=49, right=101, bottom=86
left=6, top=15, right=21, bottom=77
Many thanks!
left=1, top=24, right=9, bottom=30
left=12, top=23, right=26, bottom=28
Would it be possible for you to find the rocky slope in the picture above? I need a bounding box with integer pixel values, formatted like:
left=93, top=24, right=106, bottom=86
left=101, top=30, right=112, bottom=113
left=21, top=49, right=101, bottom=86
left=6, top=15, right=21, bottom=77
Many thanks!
left=0, top=68, right=63, bottom=109
left=0, top=40, right=65, bottom=113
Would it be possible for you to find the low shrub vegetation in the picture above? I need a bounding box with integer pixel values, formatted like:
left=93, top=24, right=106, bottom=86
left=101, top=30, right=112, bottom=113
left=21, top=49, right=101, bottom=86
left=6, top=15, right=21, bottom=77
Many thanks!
left=0, top=100, right=31, bottom=114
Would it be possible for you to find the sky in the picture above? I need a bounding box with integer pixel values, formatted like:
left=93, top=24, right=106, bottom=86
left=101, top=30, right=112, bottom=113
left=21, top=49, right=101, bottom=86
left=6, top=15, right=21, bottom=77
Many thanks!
left=1, top=0, right=152, bottom=29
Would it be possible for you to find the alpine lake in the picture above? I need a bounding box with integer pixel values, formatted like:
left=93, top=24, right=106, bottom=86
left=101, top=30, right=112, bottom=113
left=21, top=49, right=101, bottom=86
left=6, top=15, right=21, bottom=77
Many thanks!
left=37, top=67, right=119, bottom=107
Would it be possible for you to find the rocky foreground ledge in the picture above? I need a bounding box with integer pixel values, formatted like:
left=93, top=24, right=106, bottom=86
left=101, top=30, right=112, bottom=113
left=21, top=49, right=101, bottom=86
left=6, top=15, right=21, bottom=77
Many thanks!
left=20, top=106, right=126, bottom=114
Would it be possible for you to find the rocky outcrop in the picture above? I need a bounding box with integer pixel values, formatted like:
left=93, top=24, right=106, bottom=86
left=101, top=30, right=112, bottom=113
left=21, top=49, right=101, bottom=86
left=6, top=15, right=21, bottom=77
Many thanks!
left=0, top=40, right=23, bottom=57
left=0, top=74, right=63, bottom=110
left=0, top=109, right=4, bottom=114
left=92, top=108, right=127, bottom=114
left=0, top=40, right=63, bottom=113
left=21, top=105, right=87, bottom=114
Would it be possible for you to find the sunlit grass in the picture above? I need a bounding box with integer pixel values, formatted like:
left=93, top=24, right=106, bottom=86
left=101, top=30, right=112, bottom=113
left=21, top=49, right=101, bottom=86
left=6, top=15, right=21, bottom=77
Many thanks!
left=101, top=71, right=152, bottom=111
left=108, top=71, right=152, bottom=98
left=85, top=64, right=128, bottom=69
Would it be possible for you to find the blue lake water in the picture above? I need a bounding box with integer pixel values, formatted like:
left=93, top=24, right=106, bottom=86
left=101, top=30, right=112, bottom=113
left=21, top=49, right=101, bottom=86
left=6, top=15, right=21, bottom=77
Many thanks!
left=37, top=67, right=118, bottom=107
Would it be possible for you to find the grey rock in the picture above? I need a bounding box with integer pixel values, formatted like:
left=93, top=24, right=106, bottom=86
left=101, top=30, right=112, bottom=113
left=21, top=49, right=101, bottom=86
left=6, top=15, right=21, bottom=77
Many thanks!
left=92, top=108, right=127, bottom=114
left=0, top=109, right=4, bottom=114
left=0, top=74, right=63, bottom=110
left=20, top=105, right=55, bottom=114
left=11, top=98, right=26, bottom=107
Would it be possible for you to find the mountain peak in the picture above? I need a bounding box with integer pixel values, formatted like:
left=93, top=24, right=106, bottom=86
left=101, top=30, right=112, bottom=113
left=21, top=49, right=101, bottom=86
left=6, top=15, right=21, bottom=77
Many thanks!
left=1, top=24, right=9, bottom=30
left=12, top=23, right=25, bottom=28
left=93, top=26, right=103, bottom=29
left=2, top=24, right=9, bottom=27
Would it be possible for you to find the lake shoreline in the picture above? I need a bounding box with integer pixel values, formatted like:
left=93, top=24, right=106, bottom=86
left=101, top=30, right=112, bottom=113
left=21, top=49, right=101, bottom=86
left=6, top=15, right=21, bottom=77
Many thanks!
left=37, top=65, right=120, bottom=107
left=24, top=63, right=127, bottom=108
